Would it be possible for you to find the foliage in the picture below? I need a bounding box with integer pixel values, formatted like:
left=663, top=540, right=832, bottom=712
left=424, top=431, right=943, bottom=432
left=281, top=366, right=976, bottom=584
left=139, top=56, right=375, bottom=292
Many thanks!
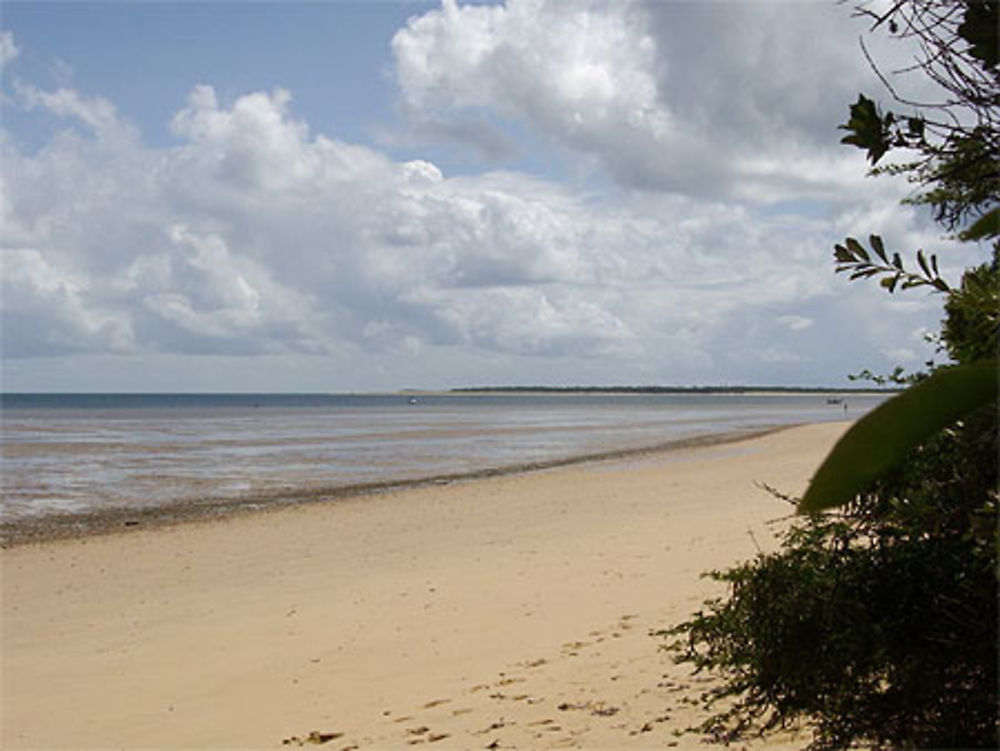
left=942, top=250, right=1000, bottom=361
left=843, top=1, right=999, bottom=215
left=668, top=510, right=996, bottom=750
left=835, top=7, right=999, bottom=285
left=834, top=234, right=950, bottom=293
left=665, top=2, right=998, bottom=748
left=847, top=364, right=921, bottom=385
left=800, top=358, right=997, bottom=512
left=667, top=257, right=998, bottom=750
left=838, top=0, right=998, bottom=249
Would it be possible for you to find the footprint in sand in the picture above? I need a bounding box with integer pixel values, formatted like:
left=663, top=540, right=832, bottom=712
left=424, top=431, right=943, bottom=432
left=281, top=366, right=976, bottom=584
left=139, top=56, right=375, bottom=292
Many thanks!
left=496, top=676, right=525, bottom=686
left=281, top=731, right=344, bottom=746
left=475, top=719, right=509, bottom=735
left=518, top=657, right=548, bottom=669
left=556, top=700, right=619, bottom=717
left=421, top=698, right=452, bottom=709
left=528, top=718, right=560, bottom=730
left=408, top=729, right=449, bottom=743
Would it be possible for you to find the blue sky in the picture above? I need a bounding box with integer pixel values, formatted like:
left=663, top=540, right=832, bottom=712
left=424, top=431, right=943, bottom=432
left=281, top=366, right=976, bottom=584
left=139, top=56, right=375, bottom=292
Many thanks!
left=4, top=1, right=560, bottom=177
left=0, top=1, right=988, bottom=391
left=5, top=3, right=417, bottom=148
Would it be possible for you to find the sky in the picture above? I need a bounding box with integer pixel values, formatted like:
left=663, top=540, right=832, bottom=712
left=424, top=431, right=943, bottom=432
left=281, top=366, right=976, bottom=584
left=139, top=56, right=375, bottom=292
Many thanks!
left=0, top=0, right=991, bottom=392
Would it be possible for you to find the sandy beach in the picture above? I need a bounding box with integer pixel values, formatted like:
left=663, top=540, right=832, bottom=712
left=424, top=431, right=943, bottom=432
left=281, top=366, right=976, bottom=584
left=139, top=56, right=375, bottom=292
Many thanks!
left=1, top=421, right=849, bottom=750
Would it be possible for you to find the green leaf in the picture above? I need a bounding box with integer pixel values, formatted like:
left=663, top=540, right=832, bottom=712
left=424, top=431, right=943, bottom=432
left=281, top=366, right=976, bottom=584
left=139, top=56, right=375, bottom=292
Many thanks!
left=958, top=208, right=1000, bottom=241
left=839, top=95, right=892, bottom=164
left=958, top=0, right=999, bottom=69
left=845, top=237, right=869, bottom=262
left=916, top=250, right=931, bottom=278
left=799, top=359, right=999, bottom=513
left=869, top=234, right=888, bottom=263
left=834, top=244, right=854, bottom=263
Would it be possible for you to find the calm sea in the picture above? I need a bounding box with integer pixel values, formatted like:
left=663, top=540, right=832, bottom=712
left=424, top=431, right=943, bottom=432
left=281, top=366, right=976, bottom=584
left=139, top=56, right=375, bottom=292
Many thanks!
left=0, top=392, right=886, bottom=528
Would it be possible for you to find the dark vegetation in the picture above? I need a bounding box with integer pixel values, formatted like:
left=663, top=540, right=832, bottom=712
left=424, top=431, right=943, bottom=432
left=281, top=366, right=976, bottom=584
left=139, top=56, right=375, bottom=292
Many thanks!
left=664, top=2, right=998, bottom=749
left=449, top=386, right=896, bottom=394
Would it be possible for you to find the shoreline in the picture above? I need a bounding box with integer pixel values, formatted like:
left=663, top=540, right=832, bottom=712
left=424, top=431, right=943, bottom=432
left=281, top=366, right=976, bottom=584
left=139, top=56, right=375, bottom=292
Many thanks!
left=1, top=425, right=790, bottom=548
left=2, top=422, right=848, bottom=749
left=443, top=388, right=895, bottom=396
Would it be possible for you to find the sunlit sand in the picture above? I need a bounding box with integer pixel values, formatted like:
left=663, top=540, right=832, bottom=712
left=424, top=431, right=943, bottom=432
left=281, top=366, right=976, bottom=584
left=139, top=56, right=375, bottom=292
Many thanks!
left=1, top=423, right=848, bottom=749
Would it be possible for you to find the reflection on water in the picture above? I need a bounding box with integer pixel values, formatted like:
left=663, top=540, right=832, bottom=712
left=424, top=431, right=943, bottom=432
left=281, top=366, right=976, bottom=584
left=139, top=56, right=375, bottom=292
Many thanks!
left=1, top=392, right=887, bottom=522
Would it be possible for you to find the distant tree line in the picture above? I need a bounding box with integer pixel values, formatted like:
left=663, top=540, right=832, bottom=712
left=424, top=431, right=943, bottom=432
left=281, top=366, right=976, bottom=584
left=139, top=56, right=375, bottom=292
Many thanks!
left=449, top=385, right=898, bottom=394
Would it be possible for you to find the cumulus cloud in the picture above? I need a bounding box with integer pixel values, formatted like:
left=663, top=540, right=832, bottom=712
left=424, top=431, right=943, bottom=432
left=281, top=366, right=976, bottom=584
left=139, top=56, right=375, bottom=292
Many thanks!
left=392, top=0, right=671, bottom=181
left=2, top=79, right=858, bottom=374
left=1, top=247, right=135, bottom=356
left=2, top=2, right=976, bottom=390
left=390, top=0, right=916, bottom=203
left=18, top=85, right=123, bottom=136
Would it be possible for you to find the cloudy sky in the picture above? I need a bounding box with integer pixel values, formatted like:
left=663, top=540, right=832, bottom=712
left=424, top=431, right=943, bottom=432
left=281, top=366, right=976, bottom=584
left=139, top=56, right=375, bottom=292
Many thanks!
left=0, top=0, right=989, bottom=392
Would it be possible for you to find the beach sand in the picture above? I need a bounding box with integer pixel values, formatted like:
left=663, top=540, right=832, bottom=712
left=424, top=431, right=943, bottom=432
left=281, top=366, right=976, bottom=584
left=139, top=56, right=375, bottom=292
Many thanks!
left=1, top=421, right=849, bottom=750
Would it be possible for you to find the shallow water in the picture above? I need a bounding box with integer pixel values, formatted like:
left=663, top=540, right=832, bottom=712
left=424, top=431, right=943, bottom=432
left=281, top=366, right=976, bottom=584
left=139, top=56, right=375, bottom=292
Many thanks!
left=1, top=392, right=885, bottom=526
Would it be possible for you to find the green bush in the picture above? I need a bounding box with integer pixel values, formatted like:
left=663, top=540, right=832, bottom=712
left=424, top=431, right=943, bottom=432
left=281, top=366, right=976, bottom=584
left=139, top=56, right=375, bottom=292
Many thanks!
left=666, top=258, right=998, bottom=751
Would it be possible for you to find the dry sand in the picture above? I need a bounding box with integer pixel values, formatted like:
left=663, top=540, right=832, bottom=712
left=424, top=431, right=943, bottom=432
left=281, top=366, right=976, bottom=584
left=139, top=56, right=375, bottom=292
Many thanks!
left=1, top=421, right=850, bottom=750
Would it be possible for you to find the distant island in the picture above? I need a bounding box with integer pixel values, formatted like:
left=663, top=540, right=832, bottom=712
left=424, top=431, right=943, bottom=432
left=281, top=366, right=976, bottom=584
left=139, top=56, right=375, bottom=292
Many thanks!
left=449, top=385, right=899, bottom=394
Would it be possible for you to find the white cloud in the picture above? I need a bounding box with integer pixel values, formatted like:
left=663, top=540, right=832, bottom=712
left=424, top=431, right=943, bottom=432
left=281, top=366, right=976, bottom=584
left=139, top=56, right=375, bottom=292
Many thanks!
left=0, top=30, right=18, bottom=71
left=16, top=83, right=137, bottom=144
left=392, top=0, right=671, bottom=182
left=778, top=315, right=814, bottom=332
left=3, top=80, right=867, bottom=377
left=2, top=2, right=979, bottom=391
left=1, top=248, right=135, bottom=356
left=394, top=0, right=663, bottom=133
left=389, top=0, right=917, bottom=204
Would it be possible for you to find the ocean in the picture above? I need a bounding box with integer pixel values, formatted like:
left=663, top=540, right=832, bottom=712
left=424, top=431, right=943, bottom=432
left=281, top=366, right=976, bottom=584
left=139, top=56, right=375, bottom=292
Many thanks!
left=0, top=391, right=886, bottom=540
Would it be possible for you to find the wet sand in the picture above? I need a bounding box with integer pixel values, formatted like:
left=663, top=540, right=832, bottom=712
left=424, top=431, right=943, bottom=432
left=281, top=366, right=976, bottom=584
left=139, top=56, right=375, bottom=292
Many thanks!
left=1, top=422, right=849, bottom=749
left=1, top=428, right=779, bottom=547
